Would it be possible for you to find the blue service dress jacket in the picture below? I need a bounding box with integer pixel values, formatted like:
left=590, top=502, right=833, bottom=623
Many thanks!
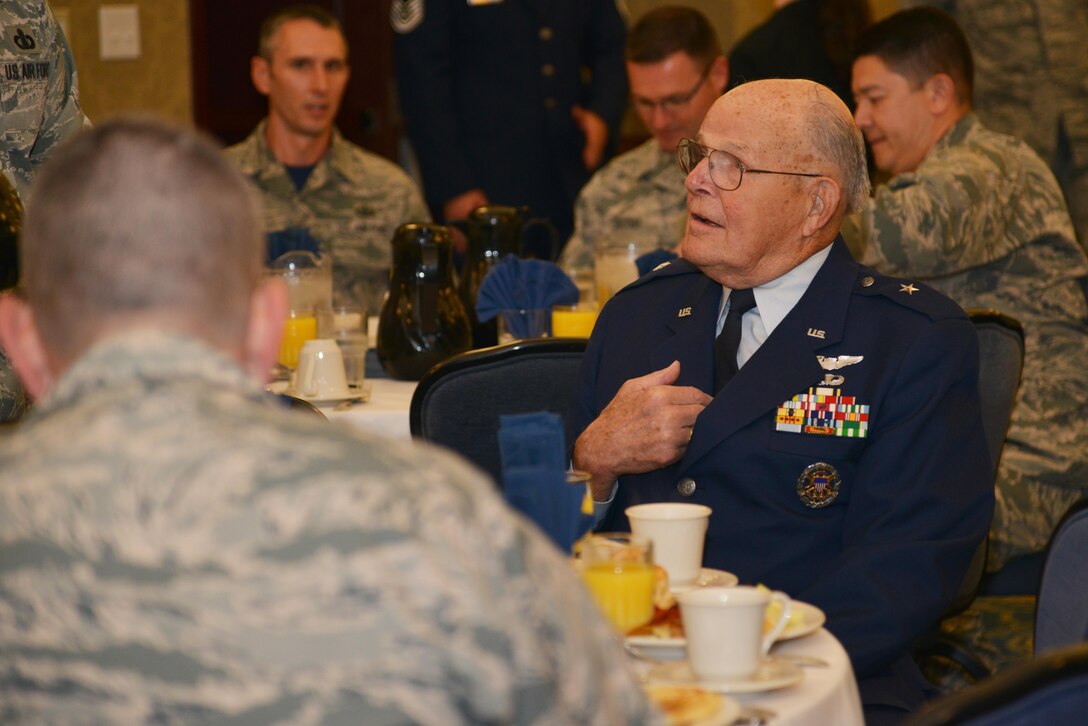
left=574, top=238, right=994, bottom=710
left=393, top=0, right=628, bottom=246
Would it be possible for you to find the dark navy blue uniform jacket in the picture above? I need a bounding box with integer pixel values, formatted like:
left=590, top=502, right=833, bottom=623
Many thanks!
left=575, top=238, right=994, bottom=710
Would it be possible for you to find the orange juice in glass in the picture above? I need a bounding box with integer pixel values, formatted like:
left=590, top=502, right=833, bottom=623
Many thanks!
left=552, top=303, right=598, bottom=338
left=279, top=309, right=317, bottom=370
left=580, top=533, right=655, bottom=633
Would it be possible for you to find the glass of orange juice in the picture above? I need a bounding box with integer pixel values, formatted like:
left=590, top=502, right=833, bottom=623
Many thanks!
left=580, top=532, right=655, bottom=634
left=279, top=308, right=318, bottom=370
left=552, top=303, right=599, bottom=338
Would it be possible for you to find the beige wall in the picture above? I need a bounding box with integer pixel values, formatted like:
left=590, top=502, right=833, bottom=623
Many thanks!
left=54, top=1, right=192, bottom=126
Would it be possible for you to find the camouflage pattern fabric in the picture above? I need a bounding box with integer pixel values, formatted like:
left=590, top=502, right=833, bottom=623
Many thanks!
left=0, top=331, right=662, bottom=725
left=844, top=113, right=1088, bottom=572
left=0, top=0, right=89, bottom=201
left=559, top=139, right=687, bottom=274
left=0, top=350, right=28, bottom=422
left=226, top=122, right=431, bottom=315
left=908, top=0, right=1088, bottom=248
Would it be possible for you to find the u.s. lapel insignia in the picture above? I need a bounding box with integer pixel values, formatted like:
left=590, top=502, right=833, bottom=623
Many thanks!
left=807, top=328, right=826, bottom=339
left=654, top=261, right=671, bottom=272
left=678, top=306, right=692, bottom=317
left=797, top=462, right=840, bottom=508
left=775, top=386, right=870, bottom=437
left=899, top=283, right=919, bottom=295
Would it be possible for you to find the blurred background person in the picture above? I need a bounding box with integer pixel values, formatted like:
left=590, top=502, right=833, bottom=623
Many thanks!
left=0, top=0, right=89, bottom=200
left=0, top=0, right=89, bottom=424
left=559, top=6, right=728, bottom=276
left=846, top=7, right=1088, bottom=588
left=904, top=0, right=1088, bottom=250
left=728, top=0, right=872, bottom=110
left=227, top=4, right=429, bottom=316
left=392, top=0, right=629, bottom=257
left=0, top=116, right=659, bottom=724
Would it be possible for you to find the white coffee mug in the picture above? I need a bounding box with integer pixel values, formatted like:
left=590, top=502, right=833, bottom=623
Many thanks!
left=625, top=503, right=711, bottom=586
left=294, top=338, right=349, bottom=400
left=678, top=586, right=793, bottom=681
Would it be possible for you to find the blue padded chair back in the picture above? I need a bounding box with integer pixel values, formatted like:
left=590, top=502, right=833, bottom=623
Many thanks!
left=410, top=338, right=587, bottom=483
left=906, top=643, right=1088, bottom=726
left=943, top=310, right=1025, bottom=612
left=967, top=309, right=1025, bottom=472
left=1035, top=499, right=1088, bottom=654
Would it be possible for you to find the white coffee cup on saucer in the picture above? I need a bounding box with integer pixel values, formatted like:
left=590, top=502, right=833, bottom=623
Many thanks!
left=625, top=503, right=711, bottom=586
left=294, top=338, right=350, bottom=400
left=679, top=586, right=793, bottom=682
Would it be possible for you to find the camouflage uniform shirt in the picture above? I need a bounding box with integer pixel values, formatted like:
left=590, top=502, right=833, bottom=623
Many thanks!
left=226, top=122, right=431, bottom=314
left=559, top=139, right=686, bottom=273
left=0, top=0, right=89, bottom=200
left=844, top=113, right=1088, bottom=570
left=0, top=330, right=660, bottom=725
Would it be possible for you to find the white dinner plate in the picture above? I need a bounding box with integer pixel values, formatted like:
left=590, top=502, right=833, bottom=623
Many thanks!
left=648, top=657, right=803, bottom=694
left=625, top=600, right=826, bottom=658
left=778, top=601, right=826, bottom=641
left=644, top=685, right=742, bottom=726
left=670, top=567, right=739, bottom=594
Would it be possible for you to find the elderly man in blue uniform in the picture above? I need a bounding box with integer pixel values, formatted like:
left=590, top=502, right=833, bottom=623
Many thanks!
left=392, top=0, right=628, bottom=253
left=571, top=78, right=993, bottom=723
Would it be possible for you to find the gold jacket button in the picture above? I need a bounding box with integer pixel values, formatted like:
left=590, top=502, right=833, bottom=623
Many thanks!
left=538, top=26, right=553, bottom=41
left=861, top=276, right=875, bottom=288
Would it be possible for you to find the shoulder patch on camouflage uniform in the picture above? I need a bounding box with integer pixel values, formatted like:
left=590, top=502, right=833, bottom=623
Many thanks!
left=390, top=0, right=424, bottom=34
left=854, top=269, right=966, bottom=322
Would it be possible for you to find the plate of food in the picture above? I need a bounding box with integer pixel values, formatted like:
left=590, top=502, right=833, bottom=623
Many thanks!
left=648, top=657, right=803, bottom=695
left=643, top=684, right=741, bottom=726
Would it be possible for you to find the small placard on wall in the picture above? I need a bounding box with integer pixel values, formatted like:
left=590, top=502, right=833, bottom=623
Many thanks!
left=99, top=5, right=141, bottom=61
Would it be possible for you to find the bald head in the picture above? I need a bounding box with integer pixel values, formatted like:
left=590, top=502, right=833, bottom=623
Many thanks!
left=720, top=80, right=869, bottom=214
left=680, top=79, right=869, bottom=288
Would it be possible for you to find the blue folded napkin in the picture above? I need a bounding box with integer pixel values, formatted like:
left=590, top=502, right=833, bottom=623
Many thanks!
left=498, top=412, right=592, bottom=552
left=476, top=255, right=579, bottom=335
left=635, top=248, right=679, bottom=277
left=266, top=227, right=321, bottom=264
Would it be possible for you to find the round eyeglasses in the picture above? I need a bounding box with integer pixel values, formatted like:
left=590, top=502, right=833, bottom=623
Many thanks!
left=676, top=138, right=826, bottom=191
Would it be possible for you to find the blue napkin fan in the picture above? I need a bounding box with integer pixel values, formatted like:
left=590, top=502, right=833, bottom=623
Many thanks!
left=498, top=411, right=591, bottom=552
left=476, top=255, right=579, bottom=337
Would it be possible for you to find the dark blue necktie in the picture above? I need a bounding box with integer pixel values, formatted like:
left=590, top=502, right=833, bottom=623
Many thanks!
left=714, top=288, right=756, bottom=393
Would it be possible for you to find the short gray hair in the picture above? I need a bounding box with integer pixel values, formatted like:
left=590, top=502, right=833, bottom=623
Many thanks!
left=20, top=117, right=264, bottom=362
left=804, top=94, right=871, bottom=214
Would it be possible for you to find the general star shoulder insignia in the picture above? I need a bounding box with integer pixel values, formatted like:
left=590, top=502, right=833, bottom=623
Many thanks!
left=653, top=261, right=671, bottom=271
left=899, top=283, right=919, bottom=295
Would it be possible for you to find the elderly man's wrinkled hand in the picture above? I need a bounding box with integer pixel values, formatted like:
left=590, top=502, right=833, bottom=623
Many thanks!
left=573, top=360, right=711, bottom=500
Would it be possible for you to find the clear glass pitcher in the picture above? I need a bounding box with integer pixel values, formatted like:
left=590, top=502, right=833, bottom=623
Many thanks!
left=269, top=250, right=333, bottom=320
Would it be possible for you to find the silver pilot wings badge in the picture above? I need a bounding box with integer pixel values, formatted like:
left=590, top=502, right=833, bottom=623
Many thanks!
left=816, top=355, right=863, bottom=386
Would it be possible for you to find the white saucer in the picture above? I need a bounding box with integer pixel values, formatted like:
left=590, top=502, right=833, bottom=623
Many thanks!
left=648, top=657, right=803, bottom=694
left=626, top=600, right=825, bottom=657
left=268, top=380, right=370, bottom=404
left=670, top=567, right=739, bottom=594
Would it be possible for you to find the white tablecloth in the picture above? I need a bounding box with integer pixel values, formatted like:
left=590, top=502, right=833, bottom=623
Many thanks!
left=635, top=627, right=863, bottom=726
left=753, top=628, right=864, bottom=726
left=322, top=378, right=418, bottom=439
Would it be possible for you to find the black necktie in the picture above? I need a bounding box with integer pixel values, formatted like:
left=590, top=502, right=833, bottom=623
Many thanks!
left=714, top=288, right=756, bottom=393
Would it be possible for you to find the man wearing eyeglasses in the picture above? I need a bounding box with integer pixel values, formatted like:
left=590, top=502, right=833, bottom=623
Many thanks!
left=558, top=7, right=727, bottom=274
left=571, top=78, right=993, bottom=723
